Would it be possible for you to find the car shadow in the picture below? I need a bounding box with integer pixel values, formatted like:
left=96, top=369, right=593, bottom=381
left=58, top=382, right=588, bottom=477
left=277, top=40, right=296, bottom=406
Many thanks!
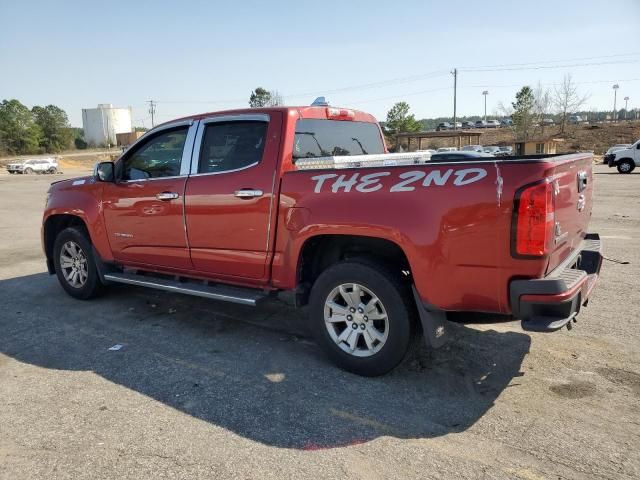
left=0, top=272, right=531, bottom=450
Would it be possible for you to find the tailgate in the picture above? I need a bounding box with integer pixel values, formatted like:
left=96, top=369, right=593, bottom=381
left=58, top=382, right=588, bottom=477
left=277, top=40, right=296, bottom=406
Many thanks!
left=546, top=154, right=594, bottom=274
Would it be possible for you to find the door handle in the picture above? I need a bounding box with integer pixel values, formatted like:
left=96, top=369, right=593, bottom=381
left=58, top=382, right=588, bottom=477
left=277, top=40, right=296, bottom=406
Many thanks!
left=234, top=189, right=264, bottom=199
left=156, top=192, right=179, bottom=201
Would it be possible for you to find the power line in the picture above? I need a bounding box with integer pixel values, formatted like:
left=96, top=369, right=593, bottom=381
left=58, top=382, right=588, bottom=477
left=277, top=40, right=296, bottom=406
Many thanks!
left=458, top=52, right=639, bottom=71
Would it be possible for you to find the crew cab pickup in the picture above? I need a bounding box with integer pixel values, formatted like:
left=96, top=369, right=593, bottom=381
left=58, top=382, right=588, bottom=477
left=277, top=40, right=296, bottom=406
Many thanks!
left=42, top=106, right=602, bottom=376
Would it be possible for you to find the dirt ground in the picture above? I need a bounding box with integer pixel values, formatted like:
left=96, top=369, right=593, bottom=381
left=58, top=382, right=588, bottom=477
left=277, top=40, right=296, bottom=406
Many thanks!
left=0, top=164, right=638, bottom=479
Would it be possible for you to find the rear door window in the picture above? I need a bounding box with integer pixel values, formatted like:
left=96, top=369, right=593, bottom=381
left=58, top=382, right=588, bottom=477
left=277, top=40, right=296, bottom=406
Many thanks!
left=198, top=121, right=268, bottom=174
left=293, top=119, right=384, bottom=159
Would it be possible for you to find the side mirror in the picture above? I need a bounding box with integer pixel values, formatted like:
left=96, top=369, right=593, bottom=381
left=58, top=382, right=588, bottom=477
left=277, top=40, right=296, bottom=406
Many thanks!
left=95, top=161, right=115, bottom=182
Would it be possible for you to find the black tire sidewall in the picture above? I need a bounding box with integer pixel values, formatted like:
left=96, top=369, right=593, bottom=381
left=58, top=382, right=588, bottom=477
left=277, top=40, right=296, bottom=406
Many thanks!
left=309, top=261, right=413, bottom=376
left=53, top=227, right=102, bottom=300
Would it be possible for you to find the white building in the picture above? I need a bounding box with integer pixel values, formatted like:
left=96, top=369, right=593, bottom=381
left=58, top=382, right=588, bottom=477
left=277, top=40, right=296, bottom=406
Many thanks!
left=82, top=104, right=132, bottom=147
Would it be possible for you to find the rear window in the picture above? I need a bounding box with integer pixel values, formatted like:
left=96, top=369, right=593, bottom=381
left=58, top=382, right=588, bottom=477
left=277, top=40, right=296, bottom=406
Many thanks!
left=293, top=119, right=384, bottom=159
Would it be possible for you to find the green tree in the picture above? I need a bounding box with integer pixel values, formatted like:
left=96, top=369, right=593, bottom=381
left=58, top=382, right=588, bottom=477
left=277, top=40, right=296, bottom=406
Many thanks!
left=385, top=102, right=422, bottom=134
left=0, top=99, right=42, bottom=154
left=32, top=105, right=73, bottom=153
left=512, top=87, right=535, bottom=141
left=250, top=87, right=272, bottom=108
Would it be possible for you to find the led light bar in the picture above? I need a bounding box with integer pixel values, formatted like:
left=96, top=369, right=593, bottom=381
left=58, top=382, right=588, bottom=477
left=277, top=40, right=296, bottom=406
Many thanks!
left=294, top=152, right=433, bottom=170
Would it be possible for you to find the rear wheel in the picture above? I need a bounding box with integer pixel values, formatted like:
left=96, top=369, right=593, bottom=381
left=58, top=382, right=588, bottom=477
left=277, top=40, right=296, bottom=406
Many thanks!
left=48, top=167, right=57, bottom=174
left=617, top=160, right=635, bottom=174
left=53, top=227, right=104, bottom=299
left=308, top=261, right=415, bottom=376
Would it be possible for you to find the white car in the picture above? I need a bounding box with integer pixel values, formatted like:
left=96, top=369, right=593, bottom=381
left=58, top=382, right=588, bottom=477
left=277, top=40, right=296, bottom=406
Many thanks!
left=436, top=147, right=458, bottom=153
left=606, top=139, right=640, bottom=173
left=6, top=157, right=58, bottom=174
left=461, top=145, right=484, bottom=152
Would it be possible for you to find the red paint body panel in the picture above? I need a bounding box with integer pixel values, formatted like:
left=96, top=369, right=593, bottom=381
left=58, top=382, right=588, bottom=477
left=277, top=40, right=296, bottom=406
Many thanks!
left=184, top=113, right=283, bottom=279
left=101, top=178, right=191, bottom=269
left=43, top=106, right=597, bottom=317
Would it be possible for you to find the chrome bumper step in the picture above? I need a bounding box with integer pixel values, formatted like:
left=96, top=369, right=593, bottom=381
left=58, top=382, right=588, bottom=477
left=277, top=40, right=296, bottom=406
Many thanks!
left=103, top=272, right=268, bottom=306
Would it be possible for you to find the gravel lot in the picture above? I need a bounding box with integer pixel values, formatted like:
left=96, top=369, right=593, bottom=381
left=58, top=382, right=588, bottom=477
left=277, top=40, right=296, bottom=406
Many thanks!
left=0, top=165, right=638, bottom=479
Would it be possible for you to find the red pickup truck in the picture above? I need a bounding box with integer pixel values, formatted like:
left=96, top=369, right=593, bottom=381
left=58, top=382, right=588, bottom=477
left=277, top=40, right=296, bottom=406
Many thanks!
left=42, top=105, right=602, bottom=376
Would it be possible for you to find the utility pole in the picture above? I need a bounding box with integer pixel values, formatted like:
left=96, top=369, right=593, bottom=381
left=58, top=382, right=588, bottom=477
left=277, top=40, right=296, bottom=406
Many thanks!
left=482, top=90, right=489, bottom=123
left=612, top=84, right=619, bottom=123
left=452, top=68, right=457, bottom=130
left=147, top=100, right=156, bottom=128
left=624, top=96, right=629, bottom=120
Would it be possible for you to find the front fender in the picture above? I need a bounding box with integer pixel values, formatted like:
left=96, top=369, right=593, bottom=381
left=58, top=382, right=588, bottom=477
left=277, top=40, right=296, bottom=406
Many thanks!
left=43, top=179, right=113, bottom=263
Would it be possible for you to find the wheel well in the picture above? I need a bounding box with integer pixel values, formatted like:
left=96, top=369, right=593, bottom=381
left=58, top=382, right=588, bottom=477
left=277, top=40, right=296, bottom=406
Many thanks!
left=43, top=215, right=89, bottom=273
left=297, top=235, right=411, bottom=305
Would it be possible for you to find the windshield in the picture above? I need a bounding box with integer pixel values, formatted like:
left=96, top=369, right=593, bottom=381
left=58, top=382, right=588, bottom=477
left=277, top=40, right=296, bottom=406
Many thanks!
left=293, top=119, right=384, bottom=159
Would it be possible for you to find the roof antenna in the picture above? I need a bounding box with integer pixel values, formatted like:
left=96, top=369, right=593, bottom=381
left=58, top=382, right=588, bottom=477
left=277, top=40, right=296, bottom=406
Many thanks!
left=311, top=96, right=329, bottom=106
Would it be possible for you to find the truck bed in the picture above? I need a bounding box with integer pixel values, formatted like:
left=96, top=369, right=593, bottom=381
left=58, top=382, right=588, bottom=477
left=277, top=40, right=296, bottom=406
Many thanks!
left=275, top=153, right=594, bottom=314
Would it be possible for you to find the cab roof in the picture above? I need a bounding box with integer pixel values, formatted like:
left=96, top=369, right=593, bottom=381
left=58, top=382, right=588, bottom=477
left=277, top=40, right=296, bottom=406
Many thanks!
left=157, top=106, right=378, bottom=128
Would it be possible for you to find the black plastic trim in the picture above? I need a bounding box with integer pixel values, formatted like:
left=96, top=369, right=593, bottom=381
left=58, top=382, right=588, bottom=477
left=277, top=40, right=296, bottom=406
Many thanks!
left=509, top=233, right=602, bottom=332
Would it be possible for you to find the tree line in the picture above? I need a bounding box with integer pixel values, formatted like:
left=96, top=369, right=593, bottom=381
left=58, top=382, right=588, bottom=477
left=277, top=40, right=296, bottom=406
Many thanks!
left=0, top=99, right=82, bottom=156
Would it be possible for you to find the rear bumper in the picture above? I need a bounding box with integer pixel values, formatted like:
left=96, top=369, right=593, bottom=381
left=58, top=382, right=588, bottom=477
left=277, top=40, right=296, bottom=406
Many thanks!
left=509, top=233, right=602, bottom=332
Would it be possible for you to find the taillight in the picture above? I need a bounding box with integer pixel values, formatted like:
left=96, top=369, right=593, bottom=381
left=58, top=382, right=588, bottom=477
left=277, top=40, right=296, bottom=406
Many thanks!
left=326, top=107, right=355, bottom=120
left=514, top=181, right=555, bottom=257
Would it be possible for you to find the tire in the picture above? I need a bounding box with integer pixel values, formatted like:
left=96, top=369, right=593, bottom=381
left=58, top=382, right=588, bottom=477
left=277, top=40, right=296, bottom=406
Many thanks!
left=308, top=260, right=416, bottom=376
left=24, top=167, right=33, bottom=174
left=617, top=160, right=635, bottom=174
left=48, top=167, right=57, bottom=174
left=53, top=226, right=104, bottom=300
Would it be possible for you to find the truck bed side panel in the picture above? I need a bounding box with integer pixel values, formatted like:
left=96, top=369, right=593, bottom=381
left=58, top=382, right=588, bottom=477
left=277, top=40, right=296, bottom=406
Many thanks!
left=273, top=162, right=516, bottom=312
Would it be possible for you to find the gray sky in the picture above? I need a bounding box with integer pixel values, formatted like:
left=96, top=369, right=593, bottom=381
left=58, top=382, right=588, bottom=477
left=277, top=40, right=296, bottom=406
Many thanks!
left=1, top=0, right=638, bottom=127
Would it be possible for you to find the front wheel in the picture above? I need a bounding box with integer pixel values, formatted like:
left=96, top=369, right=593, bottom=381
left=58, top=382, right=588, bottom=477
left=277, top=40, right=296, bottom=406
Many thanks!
left=308, top=261, right=416, bottom=376
left=23, top=167, right=33, bottom=174
left=53, top=227, right=104, bottom=299
left=617, top=160, right=635, bottom=174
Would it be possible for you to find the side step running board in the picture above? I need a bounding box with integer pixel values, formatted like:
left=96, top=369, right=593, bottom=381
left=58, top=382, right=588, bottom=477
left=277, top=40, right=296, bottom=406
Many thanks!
left=103, top=272, right=268, bottom=306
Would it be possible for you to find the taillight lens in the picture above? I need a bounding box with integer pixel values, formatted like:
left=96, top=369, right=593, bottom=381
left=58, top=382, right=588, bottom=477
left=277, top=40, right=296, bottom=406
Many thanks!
left=515, top=181, right=554, bottom=256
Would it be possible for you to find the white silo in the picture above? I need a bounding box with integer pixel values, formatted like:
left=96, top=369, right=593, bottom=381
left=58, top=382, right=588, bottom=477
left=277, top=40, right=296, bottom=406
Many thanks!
left=82, top=104, right=133, bottom=147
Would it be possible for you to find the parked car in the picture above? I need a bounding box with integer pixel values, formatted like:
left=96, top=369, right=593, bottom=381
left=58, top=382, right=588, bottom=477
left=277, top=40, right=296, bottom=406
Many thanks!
left=436, top=122, right=452, bottom=131
left=436, top=147, right=458, bottom=152
left=451, top=122, right=462, bottom=129
left=569, top=115, right=584, bottom=125
left=605, top=139, right=640, bottom=173
left=474, top=120, right=488, bottom=128
left=542, top=118, right=555, bottom=126
left=498, top=146, right=513, bottom=156
left=461, top=121, right=475, bottom=129
left=416, top=149, right=437, bottom=155
left=430, top=151, right=495, bottom=161
left=483, top=146, right=502, bottom=155
left=501, top=118, right=513, bottom=127
left=6, top=157, right=58, bottom=174
left=486, top=120, right=501, bottom=129
left=461, top=145, right=484, bottom=152
left=605, top=144, right=632, bottom=156
left=42, top=105, right=602, bottom=376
